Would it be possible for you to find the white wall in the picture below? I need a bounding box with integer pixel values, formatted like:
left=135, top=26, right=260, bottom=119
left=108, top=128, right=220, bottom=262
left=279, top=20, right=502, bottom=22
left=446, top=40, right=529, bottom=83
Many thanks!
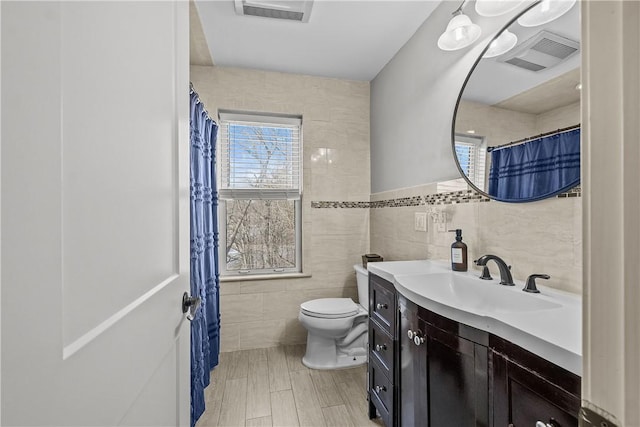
left=370, top=2, right=534, bottom=193
left=581, top=2, right=640, bottom=424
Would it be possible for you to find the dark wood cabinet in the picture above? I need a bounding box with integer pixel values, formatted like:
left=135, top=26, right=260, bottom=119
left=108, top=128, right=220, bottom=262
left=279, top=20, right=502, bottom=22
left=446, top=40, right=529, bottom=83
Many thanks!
left=368, top=274, right=398, bottom=427
left=367, top=273, right=580, bottom=427
left=398, top=296, right=427, bottom=427
left=491, top=337, right=581, bottom=427
left=399, top=294, right=489, bottom=427
left=426, top=326, right=489, bottom=427
left=369, top=273, right=396, bottom=336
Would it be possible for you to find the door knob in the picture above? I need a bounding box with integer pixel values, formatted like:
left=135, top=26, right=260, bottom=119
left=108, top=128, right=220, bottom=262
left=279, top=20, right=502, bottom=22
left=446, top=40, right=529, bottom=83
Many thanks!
left=182, top=292, right=201, bottom=321
left=375, top=344, right=387, bottom=352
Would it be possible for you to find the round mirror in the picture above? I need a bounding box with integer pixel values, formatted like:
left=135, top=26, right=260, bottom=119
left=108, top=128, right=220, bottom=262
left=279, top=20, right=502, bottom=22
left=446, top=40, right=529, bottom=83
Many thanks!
left=452, top=1, right=580, bottom=202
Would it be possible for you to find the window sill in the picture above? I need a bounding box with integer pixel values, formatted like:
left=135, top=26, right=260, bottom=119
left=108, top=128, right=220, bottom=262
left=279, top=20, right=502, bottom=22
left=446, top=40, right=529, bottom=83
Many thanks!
left=220, top=272, right=312, bottom=283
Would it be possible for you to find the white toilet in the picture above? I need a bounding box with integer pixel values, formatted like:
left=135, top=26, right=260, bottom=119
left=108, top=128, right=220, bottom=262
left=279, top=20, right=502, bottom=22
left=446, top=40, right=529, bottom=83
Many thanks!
left=298, top=264, right=369, bottom=369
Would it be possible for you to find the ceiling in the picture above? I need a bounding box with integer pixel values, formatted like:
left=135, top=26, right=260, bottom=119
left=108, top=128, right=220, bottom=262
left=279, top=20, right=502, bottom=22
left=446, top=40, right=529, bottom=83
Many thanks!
left=193, top=0, right=440, bottom=81
left=494, top=68, right=580, bottom=114
left=190, top=0, right=581, bottom=110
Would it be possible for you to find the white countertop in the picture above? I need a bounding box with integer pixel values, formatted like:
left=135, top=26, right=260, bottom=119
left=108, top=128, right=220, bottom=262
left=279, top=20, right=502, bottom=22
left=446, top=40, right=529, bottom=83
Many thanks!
left=367, top=260, right=582, bottom=376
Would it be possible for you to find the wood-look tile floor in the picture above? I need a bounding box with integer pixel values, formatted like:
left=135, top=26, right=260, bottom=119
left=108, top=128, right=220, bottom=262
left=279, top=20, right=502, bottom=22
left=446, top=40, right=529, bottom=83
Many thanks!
left=197, top=345, right=385, bottom=427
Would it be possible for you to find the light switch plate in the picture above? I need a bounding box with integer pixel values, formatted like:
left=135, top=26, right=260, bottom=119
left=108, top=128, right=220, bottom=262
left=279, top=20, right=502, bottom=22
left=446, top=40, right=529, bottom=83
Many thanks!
left=414, top=212, right=427, bottom=232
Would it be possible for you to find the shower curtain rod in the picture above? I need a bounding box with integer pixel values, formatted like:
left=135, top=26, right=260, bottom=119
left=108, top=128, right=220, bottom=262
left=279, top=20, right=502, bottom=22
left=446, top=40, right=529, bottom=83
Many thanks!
left=487, top=123, right=580, bottom=152
left=190, top=82, right=216, bottom=124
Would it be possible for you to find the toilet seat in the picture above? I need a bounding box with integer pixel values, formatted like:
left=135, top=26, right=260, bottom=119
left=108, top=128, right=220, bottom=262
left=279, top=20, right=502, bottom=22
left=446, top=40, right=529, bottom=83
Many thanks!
left=300, top=298, right=359, bottom=319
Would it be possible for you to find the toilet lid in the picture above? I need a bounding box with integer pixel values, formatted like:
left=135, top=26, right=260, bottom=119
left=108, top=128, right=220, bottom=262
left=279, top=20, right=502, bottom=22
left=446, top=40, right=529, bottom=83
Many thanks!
left=300, top=298, right=359, bottom=319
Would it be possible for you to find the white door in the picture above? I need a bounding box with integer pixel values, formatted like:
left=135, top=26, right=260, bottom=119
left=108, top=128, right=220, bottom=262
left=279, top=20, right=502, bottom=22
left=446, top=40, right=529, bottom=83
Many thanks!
left=1, top=1, right=191, bottom=425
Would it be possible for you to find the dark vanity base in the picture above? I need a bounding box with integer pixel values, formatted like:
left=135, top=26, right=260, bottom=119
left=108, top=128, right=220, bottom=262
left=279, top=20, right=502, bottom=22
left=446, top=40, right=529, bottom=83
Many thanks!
left=491, top=335, right=581, bottom=427
left=367, top=273, right=581, bottom=427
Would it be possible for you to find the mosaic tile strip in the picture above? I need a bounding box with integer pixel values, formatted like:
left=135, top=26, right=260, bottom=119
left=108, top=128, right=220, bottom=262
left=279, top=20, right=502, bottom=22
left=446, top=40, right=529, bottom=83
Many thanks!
left=424, top=190, right=490, bottom=205
left=557, top=186, right=581, bottom=198
left=310, top=186, right=581, bottom=208
left=311, top=201, right=371, bottom=209
left=370, top=196, right=424, bottom=208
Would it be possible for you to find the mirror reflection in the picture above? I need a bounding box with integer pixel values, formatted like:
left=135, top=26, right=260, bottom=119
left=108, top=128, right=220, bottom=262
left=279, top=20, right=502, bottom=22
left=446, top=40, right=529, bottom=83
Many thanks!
left=453, top=2, right=580, bottom=202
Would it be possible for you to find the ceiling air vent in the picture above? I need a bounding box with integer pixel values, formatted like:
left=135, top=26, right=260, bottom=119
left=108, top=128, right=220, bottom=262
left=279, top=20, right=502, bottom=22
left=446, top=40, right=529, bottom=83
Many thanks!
left=234, top=0, right=314, bottom=23
left=500, top=30, right=579, bottom=72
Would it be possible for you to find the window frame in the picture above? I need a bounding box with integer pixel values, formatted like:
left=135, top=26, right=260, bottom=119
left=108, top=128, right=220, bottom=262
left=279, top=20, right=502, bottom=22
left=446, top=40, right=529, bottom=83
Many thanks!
left=454, top=134, right=487, bottom=192
left=217, top=111, right=303, bottom=277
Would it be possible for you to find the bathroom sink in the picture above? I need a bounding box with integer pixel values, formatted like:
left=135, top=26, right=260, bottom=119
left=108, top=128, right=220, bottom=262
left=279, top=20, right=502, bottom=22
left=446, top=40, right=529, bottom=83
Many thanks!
left=395, top=272, right=562, bottom=314
left=372, top=260, right=581, bottom=375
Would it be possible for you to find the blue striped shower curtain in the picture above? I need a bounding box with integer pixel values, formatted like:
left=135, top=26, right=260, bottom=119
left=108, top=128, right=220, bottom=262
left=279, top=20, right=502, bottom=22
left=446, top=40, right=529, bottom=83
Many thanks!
left=488, top=128, right=580, bottom=201
left=190, top=88, right=220, bottom=427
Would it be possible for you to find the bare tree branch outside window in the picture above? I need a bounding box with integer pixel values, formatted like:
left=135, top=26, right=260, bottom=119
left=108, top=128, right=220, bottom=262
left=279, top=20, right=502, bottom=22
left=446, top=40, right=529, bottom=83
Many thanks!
left=224, top=123, right=298, bottom=271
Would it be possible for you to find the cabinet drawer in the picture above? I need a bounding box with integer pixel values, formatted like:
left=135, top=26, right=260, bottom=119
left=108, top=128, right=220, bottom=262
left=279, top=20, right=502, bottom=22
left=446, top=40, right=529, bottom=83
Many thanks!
left=370, top=276, right=396, bottom=336
left=369, top=358, right=394, bottom=427
left=370, top=321, right=394, bottom=375
left=510, top=380, right=578, bottom=427
left=493, top=351, right=580, bottom=427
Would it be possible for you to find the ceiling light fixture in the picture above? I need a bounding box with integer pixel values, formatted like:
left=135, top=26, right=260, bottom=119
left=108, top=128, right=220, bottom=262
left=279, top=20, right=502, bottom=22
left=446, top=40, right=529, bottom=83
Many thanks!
left=475, top=0, right=525, bottom=17
left=517, top=0, right=576, bottom=27
left=437, top=0, right=482, bottom=51
left=483, top=29, right=518, bottom=58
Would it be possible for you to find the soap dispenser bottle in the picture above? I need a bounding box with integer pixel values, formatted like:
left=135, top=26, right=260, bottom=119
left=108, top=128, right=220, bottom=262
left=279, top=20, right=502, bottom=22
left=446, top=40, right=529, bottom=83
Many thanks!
left=451, top=229, right=468, bottom=272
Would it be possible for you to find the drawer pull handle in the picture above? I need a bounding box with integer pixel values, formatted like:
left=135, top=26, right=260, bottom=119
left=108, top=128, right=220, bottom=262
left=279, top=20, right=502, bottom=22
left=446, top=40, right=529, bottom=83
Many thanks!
left=376, top=303, right=388, bottom=310
left=374, top=385, right=386, bottom=393
left=375, top=344, right=387, bottom=352
left=409, top=330, right=424, bottom=346
left=536, top=420, right=560, bottom=427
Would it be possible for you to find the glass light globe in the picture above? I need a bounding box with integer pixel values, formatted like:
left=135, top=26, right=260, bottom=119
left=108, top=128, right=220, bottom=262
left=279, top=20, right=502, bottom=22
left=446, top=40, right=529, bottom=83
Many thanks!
left=483, top=29, right=518, bottom=58
left=517, top=0, right=576, bottom=27
left=437, top=13, right=482, bottom=51
left=475, top=0, right=525, bottom=17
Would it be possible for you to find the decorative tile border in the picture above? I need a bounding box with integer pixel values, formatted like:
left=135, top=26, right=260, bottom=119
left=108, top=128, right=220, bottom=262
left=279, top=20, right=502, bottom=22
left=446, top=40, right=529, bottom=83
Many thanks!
left=557, top=186, right=581, bottom=198
left=311, top=186, right=581, bottom=208
left=424, top=190, right=490, bottom=205
left=310, top=201, right=371, bottom=209
left=370, top=196, right=424, bottom=208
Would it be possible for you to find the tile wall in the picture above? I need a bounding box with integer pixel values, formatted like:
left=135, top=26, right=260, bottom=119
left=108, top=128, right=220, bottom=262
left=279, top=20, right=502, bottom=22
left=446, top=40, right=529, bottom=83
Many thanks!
left=191, top=66, right=371, bottom=351
left=370, top=183, right=582, bottom=294
left=456, top=100, right=581, bottom=148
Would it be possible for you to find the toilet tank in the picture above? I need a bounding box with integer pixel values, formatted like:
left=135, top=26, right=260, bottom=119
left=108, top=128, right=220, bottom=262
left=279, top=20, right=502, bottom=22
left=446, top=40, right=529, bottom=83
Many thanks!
left=353, top=264, right=369, bottom=312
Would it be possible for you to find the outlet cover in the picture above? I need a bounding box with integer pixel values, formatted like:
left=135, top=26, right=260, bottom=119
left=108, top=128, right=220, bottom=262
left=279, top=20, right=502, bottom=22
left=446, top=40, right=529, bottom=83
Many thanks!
left=414, top=212, right=427, bottom=232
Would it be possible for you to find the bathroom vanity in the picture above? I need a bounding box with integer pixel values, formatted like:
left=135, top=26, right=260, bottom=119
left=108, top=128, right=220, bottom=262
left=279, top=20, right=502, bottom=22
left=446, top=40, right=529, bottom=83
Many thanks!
left=368, top=272, right=398, bottom=427
left=366, top=261, right=581, bottom=427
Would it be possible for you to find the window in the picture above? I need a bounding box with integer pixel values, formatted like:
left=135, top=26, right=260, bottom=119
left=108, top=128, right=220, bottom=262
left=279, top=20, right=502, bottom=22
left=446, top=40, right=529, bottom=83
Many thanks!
left=454, top=134, right=487, bottom=192
left=218, top=112, right=302, bottom=276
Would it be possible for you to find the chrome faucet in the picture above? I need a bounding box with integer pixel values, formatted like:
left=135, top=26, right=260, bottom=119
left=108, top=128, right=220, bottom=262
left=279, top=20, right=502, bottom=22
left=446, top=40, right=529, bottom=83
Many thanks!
left=474, top=255, right=515, bottom=286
